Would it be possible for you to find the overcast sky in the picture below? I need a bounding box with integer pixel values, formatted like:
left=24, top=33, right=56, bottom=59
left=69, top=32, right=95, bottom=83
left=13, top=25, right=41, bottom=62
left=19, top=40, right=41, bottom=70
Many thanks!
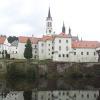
left=0, top=0, right=100, bottom=41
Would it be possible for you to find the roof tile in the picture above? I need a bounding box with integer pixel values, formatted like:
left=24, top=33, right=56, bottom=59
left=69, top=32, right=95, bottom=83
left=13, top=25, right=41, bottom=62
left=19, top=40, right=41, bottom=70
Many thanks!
left=0, top=37, right=6, bottom=44
left=72, top=41, right=100, bottom=48
left=18, top=36, right=41, bottom=44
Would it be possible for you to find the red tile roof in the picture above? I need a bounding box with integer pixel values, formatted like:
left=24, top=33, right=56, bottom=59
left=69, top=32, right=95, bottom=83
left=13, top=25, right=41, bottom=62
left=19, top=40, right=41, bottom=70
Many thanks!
left=58, top=32, right=68, bottom=38
left=38, top=32, right=69, bottom=42
left=18, top=35, right=100, bottom=49
left=19, top=36, right=41, bottom=44
left=72, top=41, right=100, bottom=48
left=0, top=37, right=6, bottom=44
left=42, top=35, right=54, bottom=41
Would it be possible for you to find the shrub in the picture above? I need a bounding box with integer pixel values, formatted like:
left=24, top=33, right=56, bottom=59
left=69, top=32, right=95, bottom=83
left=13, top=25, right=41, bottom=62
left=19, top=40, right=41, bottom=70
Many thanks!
left=70, top=72, right=83, bottom=79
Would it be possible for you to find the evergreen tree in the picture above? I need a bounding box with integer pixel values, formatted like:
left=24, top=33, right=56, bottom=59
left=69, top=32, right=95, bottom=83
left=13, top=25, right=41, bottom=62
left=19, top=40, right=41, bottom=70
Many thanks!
left=24, top=38, right=33, bottom=59
left=8, top=36, right=18, bottom=43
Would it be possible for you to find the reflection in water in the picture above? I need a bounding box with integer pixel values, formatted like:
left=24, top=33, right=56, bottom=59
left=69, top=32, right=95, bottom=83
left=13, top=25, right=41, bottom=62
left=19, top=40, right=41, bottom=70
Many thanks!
left=0, top=79, right=100, bottom=100
left=0, top=61, right=100, bottom=100
left=0, top=90, right=99, bottom=100
left=0, top=78, right=100, bottom=91
left=32, top=90, right=99, bottom=100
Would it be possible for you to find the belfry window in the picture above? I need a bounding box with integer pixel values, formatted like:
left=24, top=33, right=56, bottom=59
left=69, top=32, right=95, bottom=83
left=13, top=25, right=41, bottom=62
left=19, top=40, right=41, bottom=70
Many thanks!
left=49, top=30, right=51, bottom=33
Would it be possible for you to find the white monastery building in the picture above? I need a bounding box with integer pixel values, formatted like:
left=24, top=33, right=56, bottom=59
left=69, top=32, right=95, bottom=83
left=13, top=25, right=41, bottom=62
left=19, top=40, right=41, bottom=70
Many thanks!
left=0, top=36, right=11, bottom=58
left=0, top=8, right=100, bottom=62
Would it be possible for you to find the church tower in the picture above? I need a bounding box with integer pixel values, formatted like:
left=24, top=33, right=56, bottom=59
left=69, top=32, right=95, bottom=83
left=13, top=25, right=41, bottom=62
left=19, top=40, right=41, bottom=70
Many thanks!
left=62, top=22, right=66, bottom=33
left=46, top=7, right=53, bottom=35
left=68, top=27, right=72, bottom=37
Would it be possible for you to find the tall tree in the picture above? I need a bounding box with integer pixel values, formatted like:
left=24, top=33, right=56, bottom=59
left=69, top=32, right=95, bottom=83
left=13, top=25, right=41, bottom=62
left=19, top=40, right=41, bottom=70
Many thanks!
left=24, top=38, right=33, bottom=59
left=7, top=36, right=18, bottom=43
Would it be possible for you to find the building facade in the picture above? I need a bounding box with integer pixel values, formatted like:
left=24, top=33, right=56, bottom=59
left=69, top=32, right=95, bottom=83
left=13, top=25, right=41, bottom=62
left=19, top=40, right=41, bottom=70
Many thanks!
left=1, top=8, right=100, bottom=62
left=0, top=36, right=10, bottom=59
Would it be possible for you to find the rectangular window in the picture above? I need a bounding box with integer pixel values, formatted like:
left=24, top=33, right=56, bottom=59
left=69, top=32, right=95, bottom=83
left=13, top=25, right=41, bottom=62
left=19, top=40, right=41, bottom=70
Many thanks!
left=59, top=92, right=61, bottom=95
left=41, top=50, right=43, bottom=53
left=41, top=43, right=44, bottom=46
left=59, top=46, right=61, bottom=51
left=48, top=44, right=50, bottom=46
left=66, top=92, right=69, bottom=96
left=63, top=54, right=65, bottom=57
left=48, top=49, right=50, bottom=51
left=48, top=22, right=49, bottom=27
left=81, top=52, right=83, bottom=55
left=35, top=45, right=37, bottom=48
left=74, top=94, right=76, bottom=97
left=87, top=94, right=89, bottom=98
left=34, top=56, right=37, bottom=59
left=94, top=94, right=96, bottom=98
left=41, top=95, right=43, bottom=100
left=81, top=94, right=84, bottom=98
left=74, top=52, right=76, bottom=55
left=66, top=54, right=69, bottom=57
left=94, top=52, right=96, bottom=55
left=59, top=54, right=61, bottom=57
left=66, top=46, right=68, bottom=51
left=63, top=92, right=65, bottom=95
left=59, top=40, right=61, bottom=43
left=87, top=52, right=89, bottom=55
left=66, top=40, right=68, bottom=43
left=0, top=65, right=2, bottom=69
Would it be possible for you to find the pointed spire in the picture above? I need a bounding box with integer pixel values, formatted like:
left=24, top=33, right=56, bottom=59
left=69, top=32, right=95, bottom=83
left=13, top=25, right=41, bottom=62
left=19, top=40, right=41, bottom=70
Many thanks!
left=69, top=27, right=71, bottom=34
left=62, top=21, right=66, bottom=33
left=48, top=7, right=51, bottom=18
left=46, top=7, right=52, bottom=20
left=68, top=27, right=71, bottom=36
